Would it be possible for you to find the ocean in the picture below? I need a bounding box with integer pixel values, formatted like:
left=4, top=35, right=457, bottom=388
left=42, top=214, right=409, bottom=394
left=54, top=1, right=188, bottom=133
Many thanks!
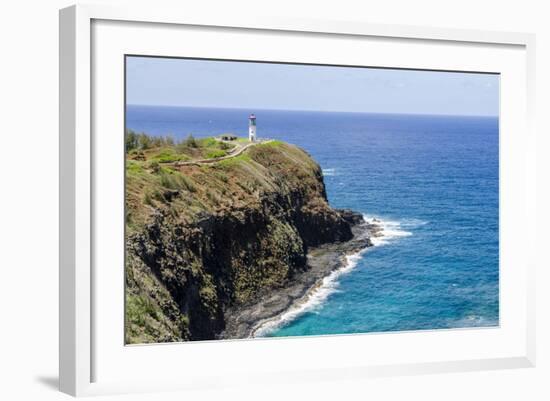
left=126, top=104, right=499, bottom=337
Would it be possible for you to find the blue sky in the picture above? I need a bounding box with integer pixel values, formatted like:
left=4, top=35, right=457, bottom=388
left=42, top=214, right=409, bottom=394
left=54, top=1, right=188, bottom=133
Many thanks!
left=126, top=56, right=499, bottom=116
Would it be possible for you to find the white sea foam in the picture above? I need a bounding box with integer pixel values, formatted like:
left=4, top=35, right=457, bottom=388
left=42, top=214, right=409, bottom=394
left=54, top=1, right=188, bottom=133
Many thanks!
left=252, top=215, right=424, bottom=337
left=252, top=248, right=367, bottom=337
left=363, top=215, right=415, bottom=246
left=322, top=168, right=337, bottom=176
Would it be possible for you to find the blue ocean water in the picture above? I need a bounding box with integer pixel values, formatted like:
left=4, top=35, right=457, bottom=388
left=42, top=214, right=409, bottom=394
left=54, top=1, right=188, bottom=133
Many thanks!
left=127, top=105, right=499, bottom=336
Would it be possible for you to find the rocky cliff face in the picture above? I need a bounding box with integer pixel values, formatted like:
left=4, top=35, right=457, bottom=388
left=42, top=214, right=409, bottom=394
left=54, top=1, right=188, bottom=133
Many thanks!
left=125, top=141, right=358, bottom=343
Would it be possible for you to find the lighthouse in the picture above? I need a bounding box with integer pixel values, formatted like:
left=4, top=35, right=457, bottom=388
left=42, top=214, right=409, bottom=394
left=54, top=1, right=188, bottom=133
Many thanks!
left=248, top=114, right=257, bottom=142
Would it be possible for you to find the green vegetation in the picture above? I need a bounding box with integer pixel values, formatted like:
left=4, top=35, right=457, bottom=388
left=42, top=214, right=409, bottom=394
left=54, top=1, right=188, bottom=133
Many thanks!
left=125, top=254, right=191, bottom=343
left=205, top=149, right=227, bottom=159
left=179, top=134, right=198, bottom=149
left=158, top=170, right=197, bottom=192
left=257, top=139, right=284, bottom=147
left=127, top=130, right=237, bottom=163
left=126, top=130, right=175, bottom=151
left=151, top=148, right=190, bottom=163
left=124, top=132, right=317, bottom=234
left=125, top=130, right=333, bottom=343
left=218, top=152, right=252, bottom=168
left=126, top=293, right=159, bottom=327
left=126, top=160, right=144, bottom=173
left=199, top=137, right=217, bottom=147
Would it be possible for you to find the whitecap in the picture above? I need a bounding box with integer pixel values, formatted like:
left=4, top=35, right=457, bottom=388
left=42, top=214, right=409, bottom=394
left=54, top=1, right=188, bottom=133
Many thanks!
left=322, top=168, right=337, bottom=176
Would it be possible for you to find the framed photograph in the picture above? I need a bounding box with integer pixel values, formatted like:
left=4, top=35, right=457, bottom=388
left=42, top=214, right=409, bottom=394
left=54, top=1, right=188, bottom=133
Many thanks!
left=59, top=4, right=536, bottom=396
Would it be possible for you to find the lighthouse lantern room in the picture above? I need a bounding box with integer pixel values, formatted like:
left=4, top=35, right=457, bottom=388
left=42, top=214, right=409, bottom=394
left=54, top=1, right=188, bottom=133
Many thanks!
left=248, top=114, right=257, bottom=142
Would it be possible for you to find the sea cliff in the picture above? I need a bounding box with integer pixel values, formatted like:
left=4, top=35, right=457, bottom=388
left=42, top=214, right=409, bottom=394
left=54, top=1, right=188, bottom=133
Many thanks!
left=125, top=138, right=370, bottom=343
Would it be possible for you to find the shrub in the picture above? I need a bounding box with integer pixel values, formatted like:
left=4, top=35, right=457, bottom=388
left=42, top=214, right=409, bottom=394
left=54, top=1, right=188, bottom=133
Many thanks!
left=152, top=149, right=191, bottom=163
left=159, top=171, right=177, bottom=189
left=143, top=191, right=154, bottom=206
left=200, top=137, right=217, bottom=147
left=126, top=131, right=181, bottom=152
left=158, top=171, right=196, bottom=192
left=183, top=134, right=198, bottom=148
left=152, top=149, right=179, bottom=163
left=180, top=175, right=197, bottom=192
left=206, top=149, right=227, bottom=159
left=126, top=129, right=139, bottom=151
left=218, top=142, right=233, bottom=150
left=138, top=133, right=153, bottom=150
left=126, top=160, right=143, bottom=174
left=126, top=294, right=159, bottom=327
left=148, top=160, right=161, bottom=173
left=216, top=171, right=228, bottom=183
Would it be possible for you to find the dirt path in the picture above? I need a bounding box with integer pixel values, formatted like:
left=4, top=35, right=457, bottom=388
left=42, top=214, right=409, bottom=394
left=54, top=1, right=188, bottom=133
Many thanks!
left=172, top=140, right=270, bottom=167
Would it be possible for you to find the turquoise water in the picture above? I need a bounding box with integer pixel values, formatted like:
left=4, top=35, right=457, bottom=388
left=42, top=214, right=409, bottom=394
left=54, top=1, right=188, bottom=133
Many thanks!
left=127, top=105, right=499, bottom=336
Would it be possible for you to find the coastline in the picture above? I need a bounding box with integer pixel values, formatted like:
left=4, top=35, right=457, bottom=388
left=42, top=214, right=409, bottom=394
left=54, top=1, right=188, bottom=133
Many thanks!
left=221, top=217, right=383, bottom=339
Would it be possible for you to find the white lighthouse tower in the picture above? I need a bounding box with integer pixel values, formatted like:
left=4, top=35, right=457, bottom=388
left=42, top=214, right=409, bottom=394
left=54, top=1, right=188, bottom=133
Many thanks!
left=248, top=114, right=257, bottom=142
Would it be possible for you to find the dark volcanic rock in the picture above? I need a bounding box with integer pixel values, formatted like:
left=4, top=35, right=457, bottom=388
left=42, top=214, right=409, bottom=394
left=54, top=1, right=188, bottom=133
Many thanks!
left=336, top=208, right=365, bottom=226
left=125, top=141, right=371, bottom=343
left=223, top=220, right=374, bottom=339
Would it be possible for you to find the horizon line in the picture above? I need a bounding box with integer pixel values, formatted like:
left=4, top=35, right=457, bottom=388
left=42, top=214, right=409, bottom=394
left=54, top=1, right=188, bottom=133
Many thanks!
left=126, top=103, right=499, bottom=119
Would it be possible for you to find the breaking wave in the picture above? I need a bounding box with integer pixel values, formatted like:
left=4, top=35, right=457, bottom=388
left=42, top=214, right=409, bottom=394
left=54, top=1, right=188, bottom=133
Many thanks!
left=322, top=168, right=337, bottom=176
left=253, top=215, right=424, bottom=337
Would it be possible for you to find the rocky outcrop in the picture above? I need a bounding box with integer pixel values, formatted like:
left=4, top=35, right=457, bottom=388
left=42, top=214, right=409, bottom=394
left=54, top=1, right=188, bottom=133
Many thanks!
left=125, top=141, right=364, bottom=343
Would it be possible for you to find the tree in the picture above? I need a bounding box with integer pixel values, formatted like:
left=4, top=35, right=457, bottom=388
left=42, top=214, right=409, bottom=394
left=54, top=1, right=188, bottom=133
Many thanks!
left=183, top=134, right=198, bottom=148
left=125, top=129, right=139, bottom=151
left=138, top=133, right=152, bottom=150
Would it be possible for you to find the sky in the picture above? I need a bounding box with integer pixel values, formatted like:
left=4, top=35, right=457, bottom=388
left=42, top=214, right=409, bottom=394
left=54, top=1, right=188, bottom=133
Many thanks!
left=126, top=56, right=499, bottom=117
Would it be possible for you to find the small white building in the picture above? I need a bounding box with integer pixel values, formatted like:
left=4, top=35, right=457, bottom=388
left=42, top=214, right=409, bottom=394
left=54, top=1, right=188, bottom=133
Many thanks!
left=248, top=114, right=257, bottom=142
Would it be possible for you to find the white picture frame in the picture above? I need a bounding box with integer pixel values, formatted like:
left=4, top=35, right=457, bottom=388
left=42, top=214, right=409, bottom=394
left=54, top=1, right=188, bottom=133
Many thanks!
left=59, top=4, right=536, bottom=397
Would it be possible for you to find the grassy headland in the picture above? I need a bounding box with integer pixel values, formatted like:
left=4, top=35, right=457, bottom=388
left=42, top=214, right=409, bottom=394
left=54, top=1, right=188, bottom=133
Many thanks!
left=125, top=131, right=356, bottom=343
